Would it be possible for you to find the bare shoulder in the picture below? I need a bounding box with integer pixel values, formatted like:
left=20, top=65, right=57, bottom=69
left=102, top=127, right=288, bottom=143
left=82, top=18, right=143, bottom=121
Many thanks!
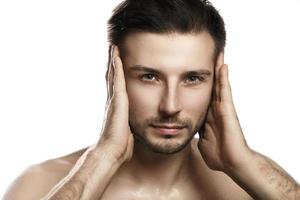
left=3, top=147, right=88, bottom=200
left=191, top=138, right=254, bottom=200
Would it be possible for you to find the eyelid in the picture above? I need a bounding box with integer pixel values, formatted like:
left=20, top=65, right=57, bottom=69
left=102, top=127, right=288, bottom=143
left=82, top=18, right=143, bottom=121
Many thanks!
left=139, top=73, right=158, bottom=81
left=138, top=73, right=207, bottom=84
left=184, top=75, right=205, bottom=84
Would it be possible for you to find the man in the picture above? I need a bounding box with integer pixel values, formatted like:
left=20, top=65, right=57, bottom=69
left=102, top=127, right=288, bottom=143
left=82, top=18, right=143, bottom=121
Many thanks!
left=3, top=0, right=299, bottom=199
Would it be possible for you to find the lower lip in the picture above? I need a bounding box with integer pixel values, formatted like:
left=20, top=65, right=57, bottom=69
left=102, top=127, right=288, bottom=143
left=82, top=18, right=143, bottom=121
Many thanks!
left=152, top=127, right=184, bottom=135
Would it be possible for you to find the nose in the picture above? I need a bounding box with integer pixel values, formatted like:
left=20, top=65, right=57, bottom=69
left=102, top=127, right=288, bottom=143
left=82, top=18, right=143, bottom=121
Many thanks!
left=159, top=84, right=182, bottom=116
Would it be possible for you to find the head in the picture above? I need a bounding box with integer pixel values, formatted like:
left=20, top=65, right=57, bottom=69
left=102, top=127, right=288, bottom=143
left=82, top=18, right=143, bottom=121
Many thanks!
left=107, top=0, right=226, bottom=154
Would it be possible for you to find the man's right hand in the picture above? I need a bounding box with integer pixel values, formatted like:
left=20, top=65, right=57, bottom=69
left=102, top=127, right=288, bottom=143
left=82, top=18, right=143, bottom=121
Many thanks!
left=2, top=45, right=135, bottom=200
left=97, top=45, right=134, bottom=164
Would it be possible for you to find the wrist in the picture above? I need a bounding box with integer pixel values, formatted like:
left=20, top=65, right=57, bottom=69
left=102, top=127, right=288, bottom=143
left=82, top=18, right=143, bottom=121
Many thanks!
left=70, top=145, right=124, bottom=199
left=223, top=147, right=256, bottom=176
left=90, top=143, right=128, bottom=170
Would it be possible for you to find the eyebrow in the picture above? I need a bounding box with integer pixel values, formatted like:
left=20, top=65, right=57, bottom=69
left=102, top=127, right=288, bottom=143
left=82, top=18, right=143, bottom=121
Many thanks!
left=129, top=65, right=212, bottom=77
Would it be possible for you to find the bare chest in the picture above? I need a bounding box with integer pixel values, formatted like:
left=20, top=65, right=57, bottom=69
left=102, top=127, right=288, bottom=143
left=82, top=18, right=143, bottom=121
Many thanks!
left=98, top=172, right=251, bottom=200
left=100, top=185, right=203, bottom=200
left=99, top=176, right=206, bottom=200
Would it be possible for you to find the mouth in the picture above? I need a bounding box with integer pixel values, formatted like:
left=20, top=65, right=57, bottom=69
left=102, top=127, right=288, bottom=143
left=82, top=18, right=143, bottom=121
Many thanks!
left=150, top=124, right=186, bottom=135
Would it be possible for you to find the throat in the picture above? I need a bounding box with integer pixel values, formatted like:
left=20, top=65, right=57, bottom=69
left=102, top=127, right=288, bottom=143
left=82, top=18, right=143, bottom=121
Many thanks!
left=116, top=138, right=194, bottom=189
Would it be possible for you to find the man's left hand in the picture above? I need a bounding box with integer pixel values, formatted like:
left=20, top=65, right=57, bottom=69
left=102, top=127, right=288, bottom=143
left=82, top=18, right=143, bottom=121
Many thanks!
left=197, top=53, right=252, bottom=173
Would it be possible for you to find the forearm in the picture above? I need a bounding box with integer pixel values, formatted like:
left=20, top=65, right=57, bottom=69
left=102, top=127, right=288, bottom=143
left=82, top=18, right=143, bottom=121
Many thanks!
left=226, top=149, right=300, bottom=200
left=42, top=145, right=122, bottom=200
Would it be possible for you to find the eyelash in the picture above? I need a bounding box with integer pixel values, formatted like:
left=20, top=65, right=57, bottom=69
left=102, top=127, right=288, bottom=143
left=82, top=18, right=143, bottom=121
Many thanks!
left=140, top=74, right=157, bottom=81
left=139, top=74, right=205, bottom=85
left=185, top=75, right=205, bottom=84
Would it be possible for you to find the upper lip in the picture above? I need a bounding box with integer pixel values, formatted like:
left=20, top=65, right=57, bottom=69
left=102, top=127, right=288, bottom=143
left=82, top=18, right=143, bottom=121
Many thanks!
left=151, top=124, right=186, bottom=129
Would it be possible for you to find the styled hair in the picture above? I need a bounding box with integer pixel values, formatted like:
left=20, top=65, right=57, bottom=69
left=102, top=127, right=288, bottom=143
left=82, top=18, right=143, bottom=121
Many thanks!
left=107, top=0, right=226, bottom=63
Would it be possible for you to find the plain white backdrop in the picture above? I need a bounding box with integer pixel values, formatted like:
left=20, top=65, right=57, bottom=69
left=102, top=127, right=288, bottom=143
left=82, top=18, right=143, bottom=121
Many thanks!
left=0, top=0, right=299, bottom=196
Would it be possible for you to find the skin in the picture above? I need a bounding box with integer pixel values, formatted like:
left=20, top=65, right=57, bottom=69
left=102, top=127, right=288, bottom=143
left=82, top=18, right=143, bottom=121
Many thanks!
left=101, top=31, right=252, bottom=199
left=124, top=31, right=213, bottom=156
left=3, top=31, right=299, bottom=200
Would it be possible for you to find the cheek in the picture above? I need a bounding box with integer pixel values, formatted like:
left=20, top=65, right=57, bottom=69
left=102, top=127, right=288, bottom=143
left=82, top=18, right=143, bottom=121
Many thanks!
left=180, top=87, right=212, bottom=119
left=126, top=82, right=161, bottom=118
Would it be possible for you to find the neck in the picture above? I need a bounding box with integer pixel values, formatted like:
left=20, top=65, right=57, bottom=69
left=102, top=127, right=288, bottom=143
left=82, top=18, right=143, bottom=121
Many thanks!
left=119, top=138, right=194, bottom=191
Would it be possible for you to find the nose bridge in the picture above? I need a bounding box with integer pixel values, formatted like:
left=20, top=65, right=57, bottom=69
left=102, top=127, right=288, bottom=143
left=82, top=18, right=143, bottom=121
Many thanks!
left=159, top=80, right=182, bottom=114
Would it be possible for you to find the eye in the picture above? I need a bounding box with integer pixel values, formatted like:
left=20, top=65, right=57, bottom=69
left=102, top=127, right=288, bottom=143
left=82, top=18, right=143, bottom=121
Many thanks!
left=140, top=73, right=157, bottom=82
left=185, top=75, right=205, bottom=85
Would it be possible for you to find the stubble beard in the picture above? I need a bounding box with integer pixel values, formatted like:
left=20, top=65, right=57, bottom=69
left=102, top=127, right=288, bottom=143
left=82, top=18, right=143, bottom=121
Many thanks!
left=129, top=111, right=207, bottom=155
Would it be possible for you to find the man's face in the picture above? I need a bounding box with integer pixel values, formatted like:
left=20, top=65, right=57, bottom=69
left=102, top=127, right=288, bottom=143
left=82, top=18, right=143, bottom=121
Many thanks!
left=121, top=31, right=216, bottom=154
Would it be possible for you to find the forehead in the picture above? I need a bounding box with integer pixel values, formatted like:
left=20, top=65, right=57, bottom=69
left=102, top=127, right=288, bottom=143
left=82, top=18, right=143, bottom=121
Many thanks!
left=121, top=31, right=216, bottom=71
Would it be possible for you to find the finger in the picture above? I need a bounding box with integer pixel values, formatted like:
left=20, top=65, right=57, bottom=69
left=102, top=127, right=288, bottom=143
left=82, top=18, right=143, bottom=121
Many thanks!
left=202, top=123, right=217, bottom=144
left=219, top=64, right=239, bottom=120
left=109, top=45, right=115, bottom=99
left=220, top=64, right=234, bottom=104
left=105, top=45, right=115, bottom=106
left=112, top=46, right=127, bottom=97
left=124, top=133, right=134, bottom=162
left=205, top=104, right=214, bottom=125
left=197, top=138, right=210, bottom=156
left=204, top=105, right=221, bottom=141
left=213, top=52, right=224, bottom=102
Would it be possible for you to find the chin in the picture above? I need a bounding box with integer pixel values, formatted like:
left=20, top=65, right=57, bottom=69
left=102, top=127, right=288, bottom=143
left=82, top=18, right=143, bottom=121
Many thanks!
left=133, top=128, right=195, bottom=155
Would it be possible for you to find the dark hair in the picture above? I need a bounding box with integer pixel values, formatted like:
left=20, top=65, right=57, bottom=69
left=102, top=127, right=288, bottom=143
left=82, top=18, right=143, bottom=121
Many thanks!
left=107, top=0, right=226, bottom=62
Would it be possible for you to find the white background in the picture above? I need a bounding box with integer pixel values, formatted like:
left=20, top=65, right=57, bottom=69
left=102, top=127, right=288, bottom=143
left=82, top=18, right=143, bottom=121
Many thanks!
left=0, top=0, right=299, bottom=197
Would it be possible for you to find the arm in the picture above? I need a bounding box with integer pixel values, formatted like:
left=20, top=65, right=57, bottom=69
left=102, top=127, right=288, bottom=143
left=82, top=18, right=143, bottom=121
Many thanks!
left=41, top=145, right=123, bottom=200
left=226, top=149, right=300, bottom=200
left=2, top=146, right=122, bottom=200
left=197, top=52, right=299, bottom=200
left=42, top=45, right=133, bottom=200
left=3, top=45, right=134, bottom=200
